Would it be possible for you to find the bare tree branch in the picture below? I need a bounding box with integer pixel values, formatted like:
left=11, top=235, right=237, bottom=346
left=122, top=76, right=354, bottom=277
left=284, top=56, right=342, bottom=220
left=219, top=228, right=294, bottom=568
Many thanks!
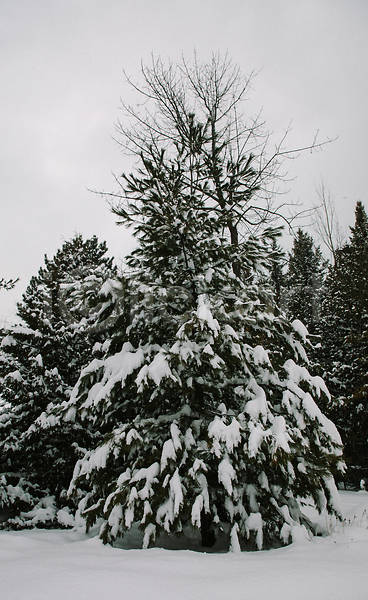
left=107, top=53, right=335, bottom=244
left=0, top=277, right=19, bottom=291
left=312, top=181, right=346, bottom=262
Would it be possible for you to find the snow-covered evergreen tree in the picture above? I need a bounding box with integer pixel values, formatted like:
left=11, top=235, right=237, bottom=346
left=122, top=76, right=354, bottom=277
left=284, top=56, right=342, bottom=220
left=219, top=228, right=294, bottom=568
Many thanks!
left=0, top=235, right=118, bottom=525
left=56, top=57, right=344, bottom=549
left=319, top=202, right=368, bottom=485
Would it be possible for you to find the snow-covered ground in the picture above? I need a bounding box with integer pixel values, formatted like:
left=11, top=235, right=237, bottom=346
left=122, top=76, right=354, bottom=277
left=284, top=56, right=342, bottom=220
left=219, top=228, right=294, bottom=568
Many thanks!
left=1, top=491, right=367, bottom=600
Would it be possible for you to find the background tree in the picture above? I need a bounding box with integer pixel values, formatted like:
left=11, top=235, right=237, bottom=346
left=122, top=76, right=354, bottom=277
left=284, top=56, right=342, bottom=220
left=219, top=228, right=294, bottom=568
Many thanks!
left=283, top=228, right=328, bottom=336
left=0, top=235, right=118, bottom=525
left=59, top=56, right=343, bottom=551
left=318, top=201, right=368, bottom=485
left=312, top=181, right=345, bottom=264
left=269, top=237, right=286, bottom=310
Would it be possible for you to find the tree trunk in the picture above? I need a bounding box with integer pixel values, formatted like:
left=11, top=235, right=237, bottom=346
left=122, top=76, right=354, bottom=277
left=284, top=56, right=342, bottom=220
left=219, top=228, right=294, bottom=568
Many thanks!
left=200, top=510, right=216, bottom=547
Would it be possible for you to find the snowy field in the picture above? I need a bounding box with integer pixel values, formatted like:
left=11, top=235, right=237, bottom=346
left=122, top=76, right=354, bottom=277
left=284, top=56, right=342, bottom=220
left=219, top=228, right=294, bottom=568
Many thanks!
left=1, top=491, right=368, bottom=600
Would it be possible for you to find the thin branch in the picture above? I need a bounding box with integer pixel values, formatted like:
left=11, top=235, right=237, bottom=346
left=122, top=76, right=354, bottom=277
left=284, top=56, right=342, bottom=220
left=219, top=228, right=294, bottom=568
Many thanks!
left=0, top=277, right=19, bottom=291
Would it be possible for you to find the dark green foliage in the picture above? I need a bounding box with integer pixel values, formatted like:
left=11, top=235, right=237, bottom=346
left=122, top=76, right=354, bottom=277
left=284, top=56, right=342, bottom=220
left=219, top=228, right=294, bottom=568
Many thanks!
left=0, top=235, right=117, bottom=525
left=283, top=229, right=328, bottom=335
left=318, top=202, right=368, bottom=485
left=269, top=238, right=286, bottom=310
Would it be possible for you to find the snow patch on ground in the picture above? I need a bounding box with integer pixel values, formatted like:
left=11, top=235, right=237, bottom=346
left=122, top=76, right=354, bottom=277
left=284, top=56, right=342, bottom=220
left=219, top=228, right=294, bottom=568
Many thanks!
left=0, top=491, right=367, bottom=600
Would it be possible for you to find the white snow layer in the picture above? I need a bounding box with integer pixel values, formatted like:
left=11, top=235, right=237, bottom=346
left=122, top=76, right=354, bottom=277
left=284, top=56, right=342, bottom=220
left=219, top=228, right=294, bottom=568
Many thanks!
left=252, top=345, right=271, bottom=365
left=6, top=370, right=22, bottom=381
left=283, top=359, right=341, bottom=446
left=136, top=351, right=176, bottom=389
left=72, top=343, right=145, bottom=410
left=291, top=319, right=309, bottom=341
left=208, top=416, right=241, bottom=456
left=1, top=491, right=367, bottom=600
left=0, top=334, right=17, bottom=347
left=196, top=295, right=220, bottom=334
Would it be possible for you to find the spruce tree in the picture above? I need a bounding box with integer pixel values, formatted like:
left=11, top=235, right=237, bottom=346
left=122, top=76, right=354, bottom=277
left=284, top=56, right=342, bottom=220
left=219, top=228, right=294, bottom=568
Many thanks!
left=58, top=58, right=343, bottom=550
left=0, top=235, right=118, bottom=525
left=284, top=229, right=328, bottom=335
left=319, top=202, right=368, bottom=485
left=269, top=238, right=286, bottom=311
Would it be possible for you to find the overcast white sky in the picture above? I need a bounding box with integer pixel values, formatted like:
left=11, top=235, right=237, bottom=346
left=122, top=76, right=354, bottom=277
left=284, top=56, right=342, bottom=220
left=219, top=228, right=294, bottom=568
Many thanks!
left=1, top=0, right=367, bottom=323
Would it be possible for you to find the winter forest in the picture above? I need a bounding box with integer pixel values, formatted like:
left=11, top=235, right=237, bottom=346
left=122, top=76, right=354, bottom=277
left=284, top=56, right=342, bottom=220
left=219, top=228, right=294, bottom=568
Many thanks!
left=1, top=56, right=368, bottom=569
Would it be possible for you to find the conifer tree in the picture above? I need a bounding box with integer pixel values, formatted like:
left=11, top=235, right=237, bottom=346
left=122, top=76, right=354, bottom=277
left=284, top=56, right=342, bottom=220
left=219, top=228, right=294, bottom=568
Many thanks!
left=0, top=235, right=118, bottom=525
left=283, top=229, right=328, bottom=335
left=269, top=238, right=286, bottom=311
left=59, top=57, right=343, bottom=551
left=319, top=202, right=368, bottom=485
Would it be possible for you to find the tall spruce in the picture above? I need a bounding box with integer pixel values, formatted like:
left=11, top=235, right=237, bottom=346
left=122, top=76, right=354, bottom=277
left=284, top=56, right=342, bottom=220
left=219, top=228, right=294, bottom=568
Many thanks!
left=319, top=202, right=368, bottom=485
left=284, top=229, right=328, bottom=335
left=59, top=56, right=343, bottom=551
left=0, top=235, right=118, bottom=525
left=269, top=238, right=286, bottom=311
